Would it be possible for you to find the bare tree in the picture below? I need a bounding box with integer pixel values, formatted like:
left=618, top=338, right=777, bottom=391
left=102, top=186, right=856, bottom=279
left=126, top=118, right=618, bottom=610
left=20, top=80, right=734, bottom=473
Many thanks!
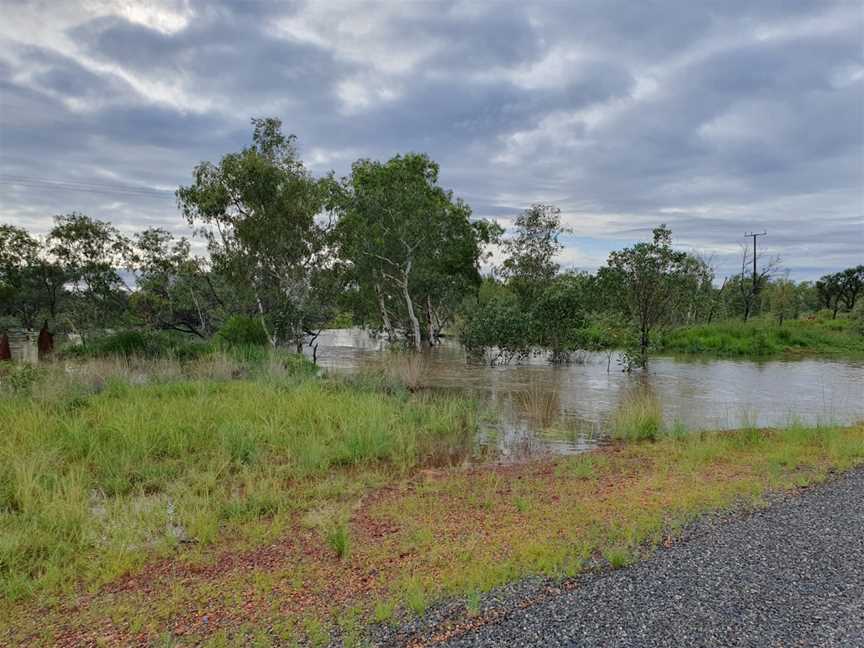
left=738, top=241, right=781, bottom=321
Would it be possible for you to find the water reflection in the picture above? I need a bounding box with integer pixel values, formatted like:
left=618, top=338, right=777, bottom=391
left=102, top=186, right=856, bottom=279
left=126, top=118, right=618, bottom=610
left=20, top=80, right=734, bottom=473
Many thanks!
left=311, top=329, right=864, bottom=461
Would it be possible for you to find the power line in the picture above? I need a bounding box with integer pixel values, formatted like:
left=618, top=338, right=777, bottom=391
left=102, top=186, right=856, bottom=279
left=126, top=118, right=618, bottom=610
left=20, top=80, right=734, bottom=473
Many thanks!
left=0, top=174, right=177, bottom=200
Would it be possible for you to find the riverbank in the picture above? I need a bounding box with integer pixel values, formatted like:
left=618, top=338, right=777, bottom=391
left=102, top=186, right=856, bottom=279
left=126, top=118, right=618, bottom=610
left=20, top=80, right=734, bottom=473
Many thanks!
left=1, top=359, right=862, bottom=646
left=657, top=317, right=864, bottom=357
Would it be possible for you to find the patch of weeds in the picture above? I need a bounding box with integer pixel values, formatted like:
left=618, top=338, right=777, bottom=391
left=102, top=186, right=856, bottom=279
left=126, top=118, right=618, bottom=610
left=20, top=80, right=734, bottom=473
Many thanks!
left=325, top=518, right=351, bottom=559
left=403, top=578, right=429, bottom=616
left=373, top=598, right=396, bottom=625
left=303, top=617, right=330, bottom=648
left=602, top=545, right=634, bottom=569
left=557, top=453, right=608, bottom=479
left=663, top=419, right=689, bottom=440
left=513, top=495, right=530, bottom=513
left=466, top=590, right=482, bottom=616
left=337, top=605, right=365, bottom=648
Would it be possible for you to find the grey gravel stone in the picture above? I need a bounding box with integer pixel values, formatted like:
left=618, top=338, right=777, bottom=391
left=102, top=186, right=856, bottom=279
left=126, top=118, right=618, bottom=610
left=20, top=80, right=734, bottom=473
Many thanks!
left=376, top=468, right=864, bottom=647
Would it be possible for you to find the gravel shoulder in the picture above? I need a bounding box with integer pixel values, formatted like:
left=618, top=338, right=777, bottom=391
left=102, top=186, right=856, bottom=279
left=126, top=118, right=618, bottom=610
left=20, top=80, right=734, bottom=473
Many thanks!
left=389, top=468, right=864, bottom=648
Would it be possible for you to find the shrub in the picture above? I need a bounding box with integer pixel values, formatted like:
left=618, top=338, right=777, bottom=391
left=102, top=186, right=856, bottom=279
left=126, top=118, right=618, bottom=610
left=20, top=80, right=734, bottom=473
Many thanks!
left=65, top=330, right=209, bottom=361
left=0, top=363, right=42, bottom=394
left=853, top=302, right=864, bottom=337
left=215, top=315, right=269, bottom=348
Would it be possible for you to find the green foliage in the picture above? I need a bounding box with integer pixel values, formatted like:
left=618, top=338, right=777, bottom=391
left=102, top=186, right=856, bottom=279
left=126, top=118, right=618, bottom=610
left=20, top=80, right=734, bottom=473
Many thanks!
left=325, top=519, right=351, bottom=559
left=499, top=203, right=564, bottom=302
left=658, top=318, right=864, bottom=356
left=337, top=152, right=497, bottom=349
left=178, top=118, right=339, bottom=351
left=852, top=301, right=864, bottom=337
left=529, top=274, right=591, bottom=361
left=610, top=390, right=664, bottom=441
left=216, top=315, right=269, bottom=348
left=602, top=546, right=634, bottom=569
left=0, top=363, right=43, bottom=394
left=599, top=225, right=712, bottom=367
left=0, top=361, right=477, bottom=600
left=64, top=330, right=210, bottom=360
left=461, top=291, right=531, bottom=364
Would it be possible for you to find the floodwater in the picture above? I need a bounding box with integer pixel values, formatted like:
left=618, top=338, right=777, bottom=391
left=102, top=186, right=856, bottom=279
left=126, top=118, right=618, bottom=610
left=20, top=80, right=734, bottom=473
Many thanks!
left=311, top=329, right=864, bottom=462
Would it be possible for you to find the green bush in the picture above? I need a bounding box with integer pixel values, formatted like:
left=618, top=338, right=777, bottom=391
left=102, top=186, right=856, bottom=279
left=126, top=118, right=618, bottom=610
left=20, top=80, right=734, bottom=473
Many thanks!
left=65, top=330, right=209, bottom=360
left=852, top=302, right=864, bottom=337
left=215, top=316, right=269, bottom=348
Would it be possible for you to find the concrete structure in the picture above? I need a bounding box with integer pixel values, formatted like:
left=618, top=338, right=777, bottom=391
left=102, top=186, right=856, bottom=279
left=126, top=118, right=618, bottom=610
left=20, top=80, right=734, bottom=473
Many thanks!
left=5, top=329, right=38, bottom=363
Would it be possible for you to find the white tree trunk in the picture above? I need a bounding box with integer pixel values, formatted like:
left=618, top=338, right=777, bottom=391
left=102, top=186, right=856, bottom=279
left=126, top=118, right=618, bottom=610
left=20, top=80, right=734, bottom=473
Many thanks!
left=401, top=261, right=421, bottom=352
left=375, top=282, right=395, bottom=341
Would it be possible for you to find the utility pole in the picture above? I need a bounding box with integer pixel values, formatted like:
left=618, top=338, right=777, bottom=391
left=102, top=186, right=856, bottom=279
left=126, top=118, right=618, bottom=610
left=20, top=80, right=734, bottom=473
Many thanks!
left=744, top=231, right=767, bottom=287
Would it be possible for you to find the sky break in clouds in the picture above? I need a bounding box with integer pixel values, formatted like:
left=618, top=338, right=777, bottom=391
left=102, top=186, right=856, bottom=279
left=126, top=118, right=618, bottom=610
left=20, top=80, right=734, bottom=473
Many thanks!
left=0, top=0, right=862, bottom=279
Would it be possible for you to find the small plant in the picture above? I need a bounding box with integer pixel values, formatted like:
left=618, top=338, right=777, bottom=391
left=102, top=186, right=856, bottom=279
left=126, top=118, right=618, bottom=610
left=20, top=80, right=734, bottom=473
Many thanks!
left=603, top=545, right=633, bottom=569
left=513, top=495, right=530, bottom=513
left=303, top=617, right=330, bottom=648
left=0, top=362, right=42, bottom=394
left=466, top=590, right=482, bottom=616
left=373, top=598, right=396, bottom=624
left=610, top=390, right=663, bottom=441
left=325, top=519, right=351, bottom=559
left=557, top=453, right=604, bottom=479
left=403, top=578, right=428, bottom=616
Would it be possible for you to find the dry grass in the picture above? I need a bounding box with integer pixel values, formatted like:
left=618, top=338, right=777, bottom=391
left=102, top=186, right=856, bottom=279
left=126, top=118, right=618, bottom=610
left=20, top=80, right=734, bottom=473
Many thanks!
left=383, top=351, right=428, bottom=391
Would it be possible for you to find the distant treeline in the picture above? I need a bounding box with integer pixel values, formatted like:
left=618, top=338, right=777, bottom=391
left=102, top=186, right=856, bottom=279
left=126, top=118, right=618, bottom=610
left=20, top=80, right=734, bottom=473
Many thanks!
left=1, top=118, right=862, bottom=366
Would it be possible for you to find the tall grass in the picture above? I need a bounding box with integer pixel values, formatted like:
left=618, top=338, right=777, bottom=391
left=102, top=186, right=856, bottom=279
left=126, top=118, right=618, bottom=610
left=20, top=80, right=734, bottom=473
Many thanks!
left=0, top=356, right=476, bottom=601
left=609, top=389, right=664, bottom=441
left=383, top=351, right=427, bottom=391
left=515, top=379, right=559, bottom=426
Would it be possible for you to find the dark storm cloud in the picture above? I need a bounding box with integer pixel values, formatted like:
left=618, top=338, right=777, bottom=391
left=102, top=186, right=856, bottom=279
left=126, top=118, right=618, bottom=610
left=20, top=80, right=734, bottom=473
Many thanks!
left=0, top=0, right=861, bottom=278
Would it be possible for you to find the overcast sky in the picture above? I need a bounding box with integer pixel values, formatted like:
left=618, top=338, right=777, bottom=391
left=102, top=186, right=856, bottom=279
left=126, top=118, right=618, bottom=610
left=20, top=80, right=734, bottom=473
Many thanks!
left=1, top=0, right=862, bottom=279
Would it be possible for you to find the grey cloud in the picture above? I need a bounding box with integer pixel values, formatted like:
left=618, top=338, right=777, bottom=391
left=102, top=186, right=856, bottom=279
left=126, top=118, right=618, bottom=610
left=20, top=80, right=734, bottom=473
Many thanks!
left=0, top=0, right=861, bottom=279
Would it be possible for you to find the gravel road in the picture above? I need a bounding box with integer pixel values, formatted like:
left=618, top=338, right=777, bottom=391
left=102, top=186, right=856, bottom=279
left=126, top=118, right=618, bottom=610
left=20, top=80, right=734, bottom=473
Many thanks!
left=440, top=468, right=864, bottom=648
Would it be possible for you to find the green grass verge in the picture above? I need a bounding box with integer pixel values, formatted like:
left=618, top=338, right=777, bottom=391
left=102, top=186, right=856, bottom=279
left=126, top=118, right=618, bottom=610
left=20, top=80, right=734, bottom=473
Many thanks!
left=658, top=317, right=864, bottom=357
left=0, top=357, right=476, bottom=602
left=2, top=356, right=862, bottom=647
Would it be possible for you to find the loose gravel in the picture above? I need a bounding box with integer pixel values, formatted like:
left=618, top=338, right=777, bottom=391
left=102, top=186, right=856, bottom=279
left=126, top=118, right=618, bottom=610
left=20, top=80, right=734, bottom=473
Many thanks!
left=374, top=468, right=864, bottom=647
left=442, top=468, right=864, bottom=648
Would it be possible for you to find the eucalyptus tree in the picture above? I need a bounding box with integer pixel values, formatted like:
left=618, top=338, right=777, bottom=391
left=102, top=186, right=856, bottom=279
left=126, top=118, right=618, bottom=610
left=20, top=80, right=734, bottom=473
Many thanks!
left=338, top=153, right=492, bottom=351
left=129, top=228, right=226, bottom=338
left=599, top=225, right=711, bottom=367
left=177, top=118, right=338, bottom=351
left=0, top=224, right=43, bottom=327
left=46, top=213, right=132, bottom=337
left=499, top=203, right=565, bottom=304
left=816, top=265, right=864, bottom=319
left=838, top=265, right=864, bottom=312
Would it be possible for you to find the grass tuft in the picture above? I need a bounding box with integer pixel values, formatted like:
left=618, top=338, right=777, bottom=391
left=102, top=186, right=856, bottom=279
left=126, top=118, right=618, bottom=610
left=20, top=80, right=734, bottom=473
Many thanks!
left=325, top=519, right=351, bottom=560
left=610, top=390, right=663, bottom=441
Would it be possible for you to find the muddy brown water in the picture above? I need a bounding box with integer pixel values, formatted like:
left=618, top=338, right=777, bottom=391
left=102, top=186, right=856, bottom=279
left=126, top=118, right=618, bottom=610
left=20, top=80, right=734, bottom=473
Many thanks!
left=310, top=329, right=864, bottom=462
